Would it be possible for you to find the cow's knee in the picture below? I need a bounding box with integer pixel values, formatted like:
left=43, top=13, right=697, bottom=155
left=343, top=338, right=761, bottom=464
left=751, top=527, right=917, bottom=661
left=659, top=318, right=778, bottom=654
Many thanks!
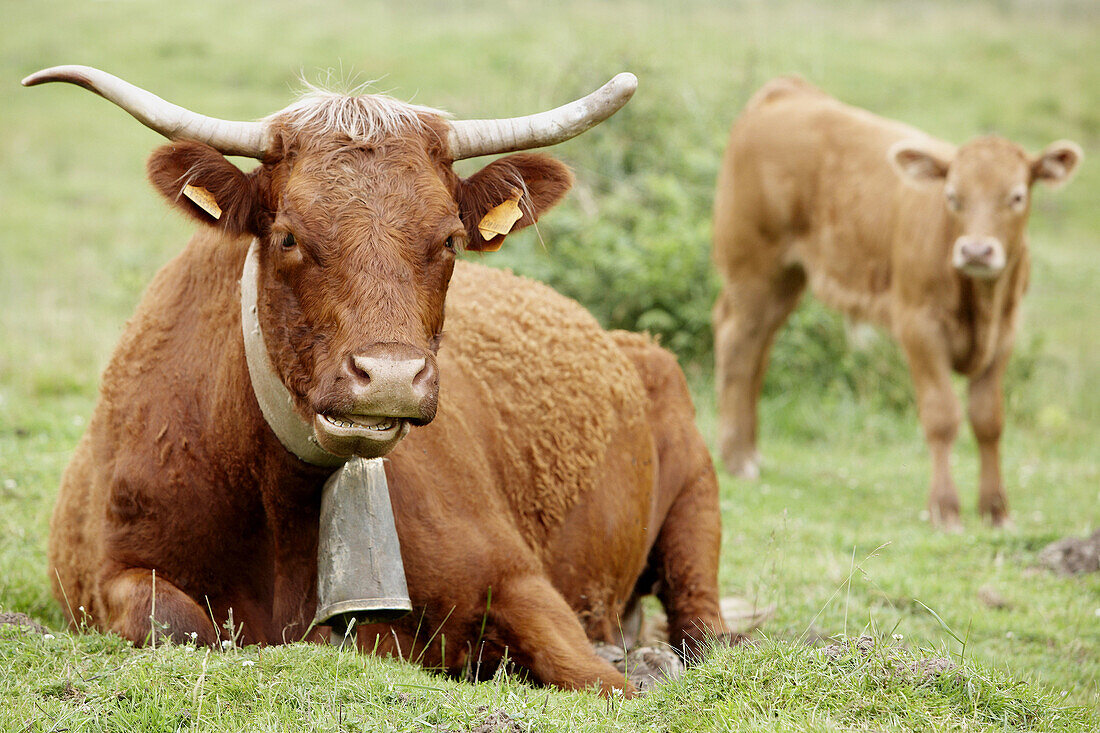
left=103, top=568, right=217, bottom=645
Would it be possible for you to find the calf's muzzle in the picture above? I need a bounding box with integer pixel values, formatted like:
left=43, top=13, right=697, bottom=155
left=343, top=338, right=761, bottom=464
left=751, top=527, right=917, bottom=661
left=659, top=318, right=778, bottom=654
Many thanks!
left=952, top=235, right=1005, bottom=279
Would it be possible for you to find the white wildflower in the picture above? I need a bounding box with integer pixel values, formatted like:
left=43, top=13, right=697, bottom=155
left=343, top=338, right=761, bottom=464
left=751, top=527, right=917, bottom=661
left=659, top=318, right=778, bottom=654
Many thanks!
left=221, top=639, right=233, bottom=651
left=43, top=634, right=55, bottom=640
left=242, top=660, right=255, bottom=667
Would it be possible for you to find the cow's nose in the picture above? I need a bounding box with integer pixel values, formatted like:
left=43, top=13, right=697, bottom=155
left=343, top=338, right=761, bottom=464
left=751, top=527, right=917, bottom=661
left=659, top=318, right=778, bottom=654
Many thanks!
left=960, top=239, right=995, bottom=262
left=347, top=347, right=438, bottom=420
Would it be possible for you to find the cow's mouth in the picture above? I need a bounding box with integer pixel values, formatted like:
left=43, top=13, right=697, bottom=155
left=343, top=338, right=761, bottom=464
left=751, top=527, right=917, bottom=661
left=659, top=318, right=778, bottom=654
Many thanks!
left=322, top=414, right=402, bottom=433
left=957, top=262, right=1003, bottom=280
left=312, top=413, right=411, bottom=459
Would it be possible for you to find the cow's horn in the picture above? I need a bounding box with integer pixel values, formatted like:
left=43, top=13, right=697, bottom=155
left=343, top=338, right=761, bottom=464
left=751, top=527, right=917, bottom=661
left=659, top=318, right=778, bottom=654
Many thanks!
left=22, top=65, right=269, bottom=158
left=446, top=72, right=637, bottom=161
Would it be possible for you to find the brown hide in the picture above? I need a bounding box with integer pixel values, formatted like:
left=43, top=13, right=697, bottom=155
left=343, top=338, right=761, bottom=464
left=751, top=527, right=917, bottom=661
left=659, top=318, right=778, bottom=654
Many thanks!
left=49, top=91, right=727, bottom=697
left=712, top=77, right=1080, bottom=529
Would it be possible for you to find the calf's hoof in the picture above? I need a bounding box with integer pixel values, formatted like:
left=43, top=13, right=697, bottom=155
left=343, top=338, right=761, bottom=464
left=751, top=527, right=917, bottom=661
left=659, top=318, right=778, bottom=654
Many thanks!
left=721, top=450, right=761, bottom=479
left=980, top=501, right=1012, bottom=529
left=928, top=505, right=962, bottom=533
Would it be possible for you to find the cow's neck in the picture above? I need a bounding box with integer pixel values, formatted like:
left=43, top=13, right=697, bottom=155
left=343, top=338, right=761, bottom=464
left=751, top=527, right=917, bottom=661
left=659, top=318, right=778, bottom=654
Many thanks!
left=240, top=239, right=347, bottom=468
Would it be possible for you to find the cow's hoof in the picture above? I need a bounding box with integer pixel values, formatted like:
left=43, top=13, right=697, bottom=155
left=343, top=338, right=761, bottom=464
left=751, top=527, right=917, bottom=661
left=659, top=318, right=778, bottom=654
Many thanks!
left=988, top=514, right=1015, bottom=530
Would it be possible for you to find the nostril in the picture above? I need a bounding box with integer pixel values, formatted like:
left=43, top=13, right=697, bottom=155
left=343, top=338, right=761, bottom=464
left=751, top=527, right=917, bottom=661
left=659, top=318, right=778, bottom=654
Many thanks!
left=978, top=244, right=994, bottom=258
left=349, top=354, right=372, bottom=383
left=412, top=359, right=436, bottom=390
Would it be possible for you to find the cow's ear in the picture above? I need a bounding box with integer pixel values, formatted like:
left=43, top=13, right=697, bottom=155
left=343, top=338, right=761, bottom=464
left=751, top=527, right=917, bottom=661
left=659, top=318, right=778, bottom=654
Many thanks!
left=1031, top=140, right=1082, bottom=189
left=456, top=153, right=573, bottom=252
left=889, top=140, right=952, bottom=185
left=147, top=141, right=262, bottom=236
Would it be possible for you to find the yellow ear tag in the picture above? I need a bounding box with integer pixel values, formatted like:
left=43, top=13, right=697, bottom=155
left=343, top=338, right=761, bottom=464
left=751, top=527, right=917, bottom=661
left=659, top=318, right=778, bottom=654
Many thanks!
left=477, top=188, right=523, bottom=249
left=183, top=184, right=222, bottom=220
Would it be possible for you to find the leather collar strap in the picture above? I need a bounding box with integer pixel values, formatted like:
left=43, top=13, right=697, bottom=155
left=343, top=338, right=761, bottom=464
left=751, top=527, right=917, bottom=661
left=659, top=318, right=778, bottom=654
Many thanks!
left=240, top=239, right=347, bottom=468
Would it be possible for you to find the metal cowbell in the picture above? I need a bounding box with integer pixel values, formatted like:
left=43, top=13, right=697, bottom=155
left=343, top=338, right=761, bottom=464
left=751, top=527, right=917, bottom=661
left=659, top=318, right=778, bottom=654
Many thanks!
left=313, top=457, right=412, bottom=637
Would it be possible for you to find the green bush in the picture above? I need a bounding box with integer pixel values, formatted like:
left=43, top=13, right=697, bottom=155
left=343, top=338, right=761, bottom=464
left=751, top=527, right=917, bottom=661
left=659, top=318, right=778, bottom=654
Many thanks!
left=494, top=60, right=723, bottom=364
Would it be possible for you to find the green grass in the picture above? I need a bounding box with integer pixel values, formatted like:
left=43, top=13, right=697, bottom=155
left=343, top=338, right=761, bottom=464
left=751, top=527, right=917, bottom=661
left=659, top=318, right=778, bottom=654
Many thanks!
left=3, top=626, right=1093, bottom=732
left=2, top=0, right=1099, bottom=730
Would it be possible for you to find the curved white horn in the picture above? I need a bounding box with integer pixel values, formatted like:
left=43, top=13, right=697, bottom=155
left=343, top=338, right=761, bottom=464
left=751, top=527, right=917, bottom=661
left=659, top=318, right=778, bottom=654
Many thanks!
left=22, top=65, right=268, bottom=158
left=446, top=72, right=637, bottom=160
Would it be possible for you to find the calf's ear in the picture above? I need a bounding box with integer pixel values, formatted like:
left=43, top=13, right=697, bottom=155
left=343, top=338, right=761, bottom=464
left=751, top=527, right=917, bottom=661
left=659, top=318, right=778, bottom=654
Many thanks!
left=456, top=153, right=573, bottom=252
left=889, top=140, right=953, bottom=185
left=147, top=141, right=263, bottom=237
left=1031, top=140, right=1082, bottom=188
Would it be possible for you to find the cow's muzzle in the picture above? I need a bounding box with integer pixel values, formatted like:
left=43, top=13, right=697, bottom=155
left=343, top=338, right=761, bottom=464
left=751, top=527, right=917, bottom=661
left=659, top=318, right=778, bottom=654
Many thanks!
left=952, top=236, right=1005, bottom=280
left=312, top=344, right=438, bottom=458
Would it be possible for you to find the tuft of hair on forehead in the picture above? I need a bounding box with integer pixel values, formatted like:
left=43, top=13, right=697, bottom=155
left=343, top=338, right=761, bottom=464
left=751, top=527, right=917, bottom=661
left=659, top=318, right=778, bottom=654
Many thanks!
left=265, top=80, right=451, bottom=146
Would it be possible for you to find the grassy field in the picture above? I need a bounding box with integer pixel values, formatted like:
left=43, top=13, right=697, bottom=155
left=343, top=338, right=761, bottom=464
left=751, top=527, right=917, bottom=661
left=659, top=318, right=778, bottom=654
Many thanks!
left=2, top=0, right=1098, bottom=730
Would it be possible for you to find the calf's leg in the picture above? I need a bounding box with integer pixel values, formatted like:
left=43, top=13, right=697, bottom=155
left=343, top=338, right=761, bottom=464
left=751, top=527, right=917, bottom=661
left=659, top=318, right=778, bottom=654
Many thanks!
left=899, top=325, right=962, bottom=530
left=968, top=354, right=1011, bottom=526
left=713, top=269, right=805, bottom=478
left=102, top=567, right=218, bottom=645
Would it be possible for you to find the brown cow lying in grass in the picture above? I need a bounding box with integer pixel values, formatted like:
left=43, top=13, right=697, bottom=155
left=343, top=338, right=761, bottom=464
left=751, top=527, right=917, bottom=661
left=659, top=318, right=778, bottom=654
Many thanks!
left=712, top=76, right=1081, bottom=529
left=28, top=66, right=729, bottom=696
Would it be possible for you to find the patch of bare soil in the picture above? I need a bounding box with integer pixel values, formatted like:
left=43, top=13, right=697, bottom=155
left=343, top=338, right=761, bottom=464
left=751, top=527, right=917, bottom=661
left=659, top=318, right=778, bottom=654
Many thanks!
left=823, top=635, right=959, bottom=685
left=1038, top=529, right=1100, bottom=575
left=469, top=709, right=524, bottom=733
left=0, top=612, right=49, bottom=635
left=433, top=707, right=524, bottom=733
left=593, top=643, right=685, bottom=693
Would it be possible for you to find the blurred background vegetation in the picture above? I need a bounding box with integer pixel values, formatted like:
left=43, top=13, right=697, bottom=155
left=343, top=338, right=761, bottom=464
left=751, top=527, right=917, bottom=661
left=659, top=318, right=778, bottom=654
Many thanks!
left=1, top=0, right=1097, bottom=719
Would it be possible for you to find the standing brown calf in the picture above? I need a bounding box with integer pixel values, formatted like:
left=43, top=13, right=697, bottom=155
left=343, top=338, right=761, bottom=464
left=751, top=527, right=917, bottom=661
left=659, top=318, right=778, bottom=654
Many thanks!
left=712, top=77, right=1081, bottom=529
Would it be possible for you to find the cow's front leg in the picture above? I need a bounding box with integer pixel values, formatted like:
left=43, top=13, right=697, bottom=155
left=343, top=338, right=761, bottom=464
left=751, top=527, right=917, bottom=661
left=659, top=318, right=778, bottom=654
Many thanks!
left=491, top=574, right=634, bottom=697
left=968, top=353, right=1011, bottom=527
left=899, top=325, right=962, bottom=530
left=102, top=567, right=218, bottom=645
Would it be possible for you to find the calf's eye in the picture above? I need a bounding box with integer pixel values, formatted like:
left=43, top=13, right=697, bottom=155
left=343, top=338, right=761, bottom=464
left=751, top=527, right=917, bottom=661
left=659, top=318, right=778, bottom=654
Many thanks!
left=945, top=189, right=962, bottom=212
left=282, top=233, right=297, bottom=249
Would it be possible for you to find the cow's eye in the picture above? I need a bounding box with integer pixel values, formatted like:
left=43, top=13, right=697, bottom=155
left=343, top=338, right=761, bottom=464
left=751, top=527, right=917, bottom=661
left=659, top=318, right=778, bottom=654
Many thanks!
left=282, top=233, right=297, bottom=249
left=1008, top=189, right=1027, bottom=211
left=444, top=234, right=464, bottom=253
